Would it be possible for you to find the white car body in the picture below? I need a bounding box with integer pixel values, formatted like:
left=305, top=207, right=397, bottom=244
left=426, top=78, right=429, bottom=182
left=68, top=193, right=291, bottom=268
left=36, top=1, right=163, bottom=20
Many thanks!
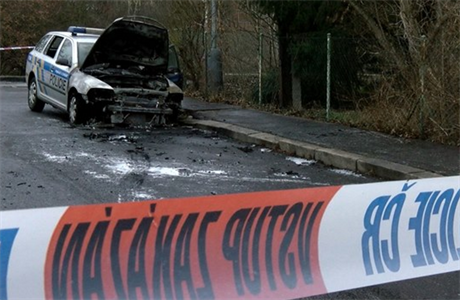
left=25, top=16, right=183, bottom=125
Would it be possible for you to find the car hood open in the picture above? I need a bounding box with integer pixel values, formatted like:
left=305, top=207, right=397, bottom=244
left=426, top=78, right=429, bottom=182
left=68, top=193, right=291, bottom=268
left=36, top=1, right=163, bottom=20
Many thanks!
left=81, top=16, right=169, bottom=75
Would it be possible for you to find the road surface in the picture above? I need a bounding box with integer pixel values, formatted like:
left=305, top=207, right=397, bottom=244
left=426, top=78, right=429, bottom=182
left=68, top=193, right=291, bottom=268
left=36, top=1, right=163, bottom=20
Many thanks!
left=0, top=83, right=458, bottom=299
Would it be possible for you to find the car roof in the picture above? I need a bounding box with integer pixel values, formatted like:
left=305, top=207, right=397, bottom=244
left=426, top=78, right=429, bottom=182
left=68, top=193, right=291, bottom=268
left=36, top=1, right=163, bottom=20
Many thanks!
left=46, top=31, right=99, bottom=43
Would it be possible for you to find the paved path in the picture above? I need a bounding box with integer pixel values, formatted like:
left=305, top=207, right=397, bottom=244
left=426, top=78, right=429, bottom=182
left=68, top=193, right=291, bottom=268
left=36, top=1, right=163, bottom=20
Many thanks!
left=182, top=97, right=459, bottom=180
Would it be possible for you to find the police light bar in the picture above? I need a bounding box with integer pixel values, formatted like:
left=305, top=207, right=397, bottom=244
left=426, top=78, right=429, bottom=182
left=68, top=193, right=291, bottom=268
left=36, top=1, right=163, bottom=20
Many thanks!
left=67, top=26, right=104, bottom=35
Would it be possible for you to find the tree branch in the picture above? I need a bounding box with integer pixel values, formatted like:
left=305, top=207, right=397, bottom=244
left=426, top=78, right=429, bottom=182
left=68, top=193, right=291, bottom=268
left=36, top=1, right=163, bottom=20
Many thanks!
left=348, top=0, right=406, bottom=71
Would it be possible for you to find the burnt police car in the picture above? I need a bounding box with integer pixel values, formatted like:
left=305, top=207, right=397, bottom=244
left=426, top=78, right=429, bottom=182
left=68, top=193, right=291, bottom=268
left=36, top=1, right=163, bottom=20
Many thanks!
left=25, top=16, right=183, bottom=125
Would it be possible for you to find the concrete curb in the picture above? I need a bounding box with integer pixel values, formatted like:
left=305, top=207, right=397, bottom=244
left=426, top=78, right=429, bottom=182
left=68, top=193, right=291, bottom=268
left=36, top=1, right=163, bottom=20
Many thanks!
left=182, top=118, right=443, bottom=180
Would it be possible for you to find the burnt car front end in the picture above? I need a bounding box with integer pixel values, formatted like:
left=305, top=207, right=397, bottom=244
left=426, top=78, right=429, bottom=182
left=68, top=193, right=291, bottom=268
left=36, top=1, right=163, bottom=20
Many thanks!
left=69, top=16, right=183, bottom=124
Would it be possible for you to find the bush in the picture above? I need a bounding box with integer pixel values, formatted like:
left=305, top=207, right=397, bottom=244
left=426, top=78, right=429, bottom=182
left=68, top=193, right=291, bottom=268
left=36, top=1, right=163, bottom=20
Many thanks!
left=251, top=68, right=279, bottom=105
left=290, top=31, right=363, bottom=108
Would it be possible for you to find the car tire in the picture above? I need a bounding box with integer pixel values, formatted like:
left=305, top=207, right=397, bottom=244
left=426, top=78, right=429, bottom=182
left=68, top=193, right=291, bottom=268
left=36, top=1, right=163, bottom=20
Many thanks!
left=69, top=92, right=87, bottom=125
left=28, top=76, right=45, bottom=112
left=166, top=108, right=179, bottom=124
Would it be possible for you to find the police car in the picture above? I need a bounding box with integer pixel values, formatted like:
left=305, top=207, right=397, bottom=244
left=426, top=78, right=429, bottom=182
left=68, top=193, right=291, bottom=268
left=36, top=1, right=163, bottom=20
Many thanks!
left=25, top=16, right=183, bottom=125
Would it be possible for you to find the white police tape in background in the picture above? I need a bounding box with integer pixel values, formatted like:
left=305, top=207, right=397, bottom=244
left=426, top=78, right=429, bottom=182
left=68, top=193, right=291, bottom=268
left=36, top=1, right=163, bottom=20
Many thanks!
left=0, top=176, right=459, bottom=300
left=0, top=46, right=34, bottom=51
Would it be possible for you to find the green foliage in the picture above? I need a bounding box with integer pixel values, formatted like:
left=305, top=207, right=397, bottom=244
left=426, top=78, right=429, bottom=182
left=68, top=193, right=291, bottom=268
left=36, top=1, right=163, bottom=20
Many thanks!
left=251, top=69, right=279, bottom=105
left=290, top=31, right=363, bottom=107
left=1, top=0, right=54, bottom=75
left=0, top=1, right=129, bottom=75
left=249, top=0, right=362, bottom=108
left=249, top=1, right=348, bottom=108
left=253, top=1, right=347, bottom=35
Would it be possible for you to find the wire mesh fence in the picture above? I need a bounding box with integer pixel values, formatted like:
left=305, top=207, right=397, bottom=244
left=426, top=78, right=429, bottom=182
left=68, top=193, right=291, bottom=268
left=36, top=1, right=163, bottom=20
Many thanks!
left=1, top=4, right=458, bottom=144
left=215, top=32, right=385, bottom=109
left=211, top=27, right=459, bottom=144
left=219, top=28, right=278, bottom=103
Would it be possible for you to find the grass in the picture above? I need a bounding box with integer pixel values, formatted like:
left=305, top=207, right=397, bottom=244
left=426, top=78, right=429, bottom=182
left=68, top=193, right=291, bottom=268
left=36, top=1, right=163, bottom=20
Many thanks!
left=187, top=87, right=459, bottom=146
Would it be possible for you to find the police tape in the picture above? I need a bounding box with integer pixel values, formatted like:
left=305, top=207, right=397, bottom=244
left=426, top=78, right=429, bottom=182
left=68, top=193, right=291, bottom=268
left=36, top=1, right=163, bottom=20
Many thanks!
left=0, top=176, right=459, bottom=299
left=0, top=46, right=34, bottom=51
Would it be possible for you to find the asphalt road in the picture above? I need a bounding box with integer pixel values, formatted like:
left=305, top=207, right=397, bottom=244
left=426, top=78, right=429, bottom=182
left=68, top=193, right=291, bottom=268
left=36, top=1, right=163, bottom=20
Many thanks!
left=0, top=85, right=377, bottom=211
left=0, top=84, right=458, bottom=299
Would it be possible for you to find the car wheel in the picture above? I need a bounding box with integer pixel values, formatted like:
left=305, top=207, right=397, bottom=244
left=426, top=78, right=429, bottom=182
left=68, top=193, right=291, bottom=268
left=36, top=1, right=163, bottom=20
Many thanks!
left=166, top=106, right=187, bottom=124
left=28, top=77, right=45, bottom=112
left=69, top=93, right=87, bottom=124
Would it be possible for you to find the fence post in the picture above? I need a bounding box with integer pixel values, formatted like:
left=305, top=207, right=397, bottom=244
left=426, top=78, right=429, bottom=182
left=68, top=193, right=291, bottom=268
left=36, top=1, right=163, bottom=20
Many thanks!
left=258, top=28, right=263, bottom=105
left=419, top=35, right=427, bottom=138
left=207, top=0, right=223, bottom=93
left=203, top=0, right=209, bottom=100
left=326, top=33, right=331, bottom=121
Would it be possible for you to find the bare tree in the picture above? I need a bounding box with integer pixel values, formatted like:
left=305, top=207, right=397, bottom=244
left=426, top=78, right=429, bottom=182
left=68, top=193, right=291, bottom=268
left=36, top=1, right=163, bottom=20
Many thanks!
left=155, top=0, right=208, bottom=91
left=348, top=0, right=460, bottom=143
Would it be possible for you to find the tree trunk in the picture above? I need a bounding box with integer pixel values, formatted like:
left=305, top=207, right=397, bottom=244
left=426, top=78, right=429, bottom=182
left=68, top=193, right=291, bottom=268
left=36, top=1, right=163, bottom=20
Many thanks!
left=292, top=72, right=302, bottom=110
left=278, top=26, right=293, bottom=108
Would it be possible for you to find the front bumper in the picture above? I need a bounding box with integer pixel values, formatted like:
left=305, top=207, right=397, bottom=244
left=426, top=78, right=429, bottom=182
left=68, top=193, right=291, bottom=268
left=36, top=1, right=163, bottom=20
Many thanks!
left=106, top=105, right=173, bottom=115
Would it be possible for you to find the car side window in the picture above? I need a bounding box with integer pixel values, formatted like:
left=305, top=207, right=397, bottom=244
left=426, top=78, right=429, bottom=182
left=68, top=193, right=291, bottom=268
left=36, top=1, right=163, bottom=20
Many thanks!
left=34, top=34, right=52, bottom=53
left=44, top=36, right=64, bottom=59
left=168, top=45, right=180, bottom=71
left=56, top=39, right=72, bottom=65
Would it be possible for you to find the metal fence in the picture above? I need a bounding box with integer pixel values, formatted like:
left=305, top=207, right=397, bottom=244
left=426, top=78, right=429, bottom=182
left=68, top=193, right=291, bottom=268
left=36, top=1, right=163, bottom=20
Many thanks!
left=216, top=32, right=377, bottom=109
left=219, top=28, right=278, bottom=103
left=1, top=27, right=458, bottom=144
left=213, top=29, right=459, bottom=144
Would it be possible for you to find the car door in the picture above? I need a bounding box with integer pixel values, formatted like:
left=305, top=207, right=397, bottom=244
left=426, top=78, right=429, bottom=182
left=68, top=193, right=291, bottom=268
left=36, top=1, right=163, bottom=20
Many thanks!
left=167, top=45, right=183, bottom=89
left=38, top=35, right=66, bottom=110
left=31, top=35, right=55, bottom=103
left=53, top=38, right=73, bottom=106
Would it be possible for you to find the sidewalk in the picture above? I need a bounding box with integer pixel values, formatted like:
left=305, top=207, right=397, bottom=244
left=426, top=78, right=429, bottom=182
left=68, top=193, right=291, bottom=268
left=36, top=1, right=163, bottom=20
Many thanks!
left=182, top=97, right=459, bottom=180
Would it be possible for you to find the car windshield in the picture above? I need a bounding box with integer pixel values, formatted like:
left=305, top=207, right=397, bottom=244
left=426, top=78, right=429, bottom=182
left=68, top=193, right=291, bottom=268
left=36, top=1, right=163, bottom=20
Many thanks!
left=77, top=42, right=95, bottom=67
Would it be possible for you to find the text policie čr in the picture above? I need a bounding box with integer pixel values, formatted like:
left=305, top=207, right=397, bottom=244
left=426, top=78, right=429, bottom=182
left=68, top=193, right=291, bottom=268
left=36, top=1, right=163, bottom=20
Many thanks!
left=48, top=201, right=324, bottom=299
left=362, top=186, right=460, bottom=275
left=0, top=228, right=19, bottom=300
